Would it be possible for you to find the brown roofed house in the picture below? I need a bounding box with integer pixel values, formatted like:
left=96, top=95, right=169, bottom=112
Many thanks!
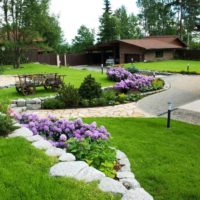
left=87, top=36, right=187, bottom=64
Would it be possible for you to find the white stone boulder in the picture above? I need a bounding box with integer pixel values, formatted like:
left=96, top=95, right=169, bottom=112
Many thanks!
left=117, top=171, right=135, bottom=179
left=118, top=158, right=131, bottom=167
left=120, top=165, right=131, bottom=172
left=26, top=135, right=44, bottom=142
left=59, top=153, right=76, bottom=162
left=45, top=147, right=65, bottom=157
left=116, top=150, right=127, bottom=160
left=32, top=140, right=52, bottom=150
left=50, top=161, right=88, bottom=177
left=122, top=188, right=153, bottom=200
left=75, top=166, right=105, bottom=182
left=98, top=177, right=127, bottom=195
left=17, top=99, right=26, bottom=107
left=9, top=127, right=33, bottom=138
left=120, top=178, right=140, bottom=189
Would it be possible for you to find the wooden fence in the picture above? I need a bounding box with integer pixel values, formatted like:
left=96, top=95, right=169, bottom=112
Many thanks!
left=176, top=49, right=200, bottom=60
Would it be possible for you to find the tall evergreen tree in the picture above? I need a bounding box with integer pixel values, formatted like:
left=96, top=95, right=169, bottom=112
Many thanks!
left=98, top=0, right=119, bottom=43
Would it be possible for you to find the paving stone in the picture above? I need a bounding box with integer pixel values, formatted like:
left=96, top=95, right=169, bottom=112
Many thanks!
left=59, top=153, right=76, bottom=162
left=117, top=171, right=135, bottom=179
left=75, top=166, right=105, bottom=182
left=122, top=188, right=153, bottom=200
left=9, top=127, right=33, bottom=138
left=120, top=178, right=140, bottom=189
left=45, top=147, right=65, bottom=157
left=26, top=135, right=44, bottom=142
left=98, top=177, right=127, bottom=195
left=50, top=161, right=88, bottom=177
left=32, top=140, right=52, bottom=150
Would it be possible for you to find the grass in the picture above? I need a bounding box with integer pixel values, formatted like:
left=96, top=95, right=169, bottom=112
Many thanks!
left=84, top=118, right=200, bottom=200
left=0, top=137, right=120, bottom=200
left=124, top=60, right=200, bottom=73
left=0, top=63, right=113, bottom=102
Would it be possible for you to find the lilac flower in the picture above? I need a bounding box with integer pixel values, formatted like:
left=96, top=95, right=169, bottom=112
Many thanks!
left=59, top=134, right=67, bottom=142
left=107, top=67, right=132, bottom=81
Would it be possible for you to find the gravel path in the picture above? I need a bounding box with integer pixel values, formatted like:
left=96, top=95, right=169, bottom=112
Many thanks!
left=28, top=102, right=149, bottom=119
left=0, top=75, right=16, bottom=87
left=137, top=74, right=200, bottom=116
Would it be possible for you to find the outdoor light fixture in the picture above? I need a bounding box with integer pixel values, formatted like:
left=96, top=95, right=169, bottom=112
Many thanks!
left=167, top=102, right=172, bottom=128
left=1, top=46, right=5, bottom=52
left=101, top=64, right=104, bottom=74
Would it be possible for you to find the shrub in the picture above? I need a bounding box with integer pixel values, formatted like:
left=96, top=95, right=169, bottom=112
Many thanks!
left=79, top=75, right=102, bottom=100
left=152, top=78, right=165, bottom=90
left=80, top=99, right=90, bottom=107
left=0, top=114, right=16, bottom=137
left=57, top=84, right=80, bottom=107
left=67, top=137, right=117, bottom=178
left=107, top=67, right=132, bottom=81
left=114, top=74, right=154, bottom=93
left=14, top=113, right=111, bottom=148
left=127, top=66, right=139, bottom=74
left=0, top=99, right=10, bottom=114
left=116, top=93, right=127, bottom=103
left=42, top=98, right=65, bottom=109
left=102, top=90, right=117, bottom=101
left=126, top=93, right=141, bottom=101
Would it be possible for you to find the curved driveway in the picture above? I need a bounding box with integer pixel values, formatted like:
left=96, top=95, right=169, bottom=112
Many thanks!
left=137, top=75, right=200, bottom=116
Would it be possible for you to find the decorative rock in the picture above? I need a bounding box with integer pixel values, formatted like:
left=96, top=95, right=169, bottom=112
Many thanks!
left=120, top=165, right=131, bottom=172
left=26, top=135, right=44, bottom=142
left=120, top=178, right=140, bottom=189
left=32, top=98, right=42, bottom=104
left=17, top=99, right=26, bottom=107
left=117, top=171, right=135, bottom=179
left=59, top=153, right=76, bottom=162
left=118, top=158, right=131, bottom=167
left=116, top=150, right=127, bottom=160
left=8, top=127, right=33, bottom=138
left=75, top=166, right=105, bottom=182
left=26, top=104, right=41, bottom=110
left=50, top=161, right=88, bottom=177
left=32, top=140, right=52, bottom=150
left=10, top=104, right=17, bottom=108
left=98, top=177, right=127, bottom=195
left=122, top=188, right=153, bottom=200
left=45, top=147, right=65, bottom=157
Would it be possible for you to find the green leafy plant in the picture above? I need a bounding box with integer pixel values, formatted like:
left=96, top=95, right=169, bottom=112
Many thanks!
left=102, top=90, right=117, bottom=101
left=0, top=114, right=17, bottom=137
left=116, top=93, right=127, bottom=103
left=152, top=78, right=165, bottom=90
left=42, top=98, right=65, bottom=109
left=67, top=137, right=117, bottom=178
left=127, top=66, right=139, bottom=74
left=79, top=75, right=102, bottom=100
left=57, top=84, right=80, bottom=107
left=0, top=99, right=10, bottom=114
left=126, top=93, right=141, bottom=101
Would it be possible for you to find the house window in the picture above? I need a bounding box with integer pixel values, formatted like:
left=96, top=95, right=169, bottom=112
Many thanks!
left=155, top=51, right=163, bottom=58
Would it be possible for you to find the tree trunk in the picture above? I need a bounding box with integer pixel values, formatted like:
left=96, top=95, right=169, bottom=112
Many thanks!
left=13, top=47, right=21, bottom=69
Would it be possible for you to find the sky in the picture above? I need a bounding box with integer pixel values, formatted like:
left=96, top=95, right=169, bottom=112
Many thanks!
left=50, top=0, right=139, bottom=43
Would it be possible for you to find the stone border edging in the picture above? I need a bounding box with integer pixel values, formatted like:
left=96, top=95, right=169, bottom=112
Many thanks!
left=8, top=124, right=153, bottom=200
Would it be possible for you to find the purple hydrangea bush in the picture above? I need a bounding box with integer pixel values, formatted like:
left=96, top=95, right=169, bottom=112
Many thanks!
left=114, top=74, right=154, bottom=92
left=107, top=67, right=132, bottom=81
left=14, top=113, right=110, bottom=148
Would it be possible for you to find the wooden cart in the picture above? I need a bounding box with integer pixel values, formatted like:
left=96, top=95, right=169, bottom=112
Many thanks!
left=15, top=73, right=65, bottom=96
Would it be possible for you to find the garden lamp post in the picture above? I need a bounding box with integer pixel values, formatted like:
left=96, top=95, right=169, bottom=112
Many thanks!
left=0, top=46, right=5, bottom=68
left=167, top=102, right=172, bottom=128
left=101, top=64, right=104, bottom=74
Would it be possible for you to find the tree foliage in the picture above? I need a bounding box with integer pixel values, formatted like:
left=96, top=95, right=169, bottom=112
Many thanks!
left=71, top=25, right=94, bottom=53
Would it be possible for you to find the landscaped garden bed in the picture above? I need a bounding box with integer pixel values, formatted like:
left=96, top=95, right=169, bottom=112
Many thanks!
left=30, top=67, right=165, bottom=110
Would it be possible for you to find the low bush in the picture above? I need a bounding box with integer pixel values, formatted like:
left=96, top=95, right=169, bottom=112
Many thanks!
left=67, top=137, right=117, bottom=178
left=79, top=75, right=102, bottom=100
left=102, top=90, right=117, bottom=101
left=152, top=78, right=165, bottom=90
left=127, top=66, right=139, bottom=74
left=57, top=84, right=80, bottom=107
left=0, top=114, right=16, bottom=137
left=42, top=98, right=65, bottom=109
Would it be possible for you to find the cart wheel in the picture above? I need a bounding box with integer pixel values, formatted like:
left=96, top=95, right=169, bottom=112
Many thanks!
left=22, top=85, right=35, bottom=96
left=16, top=86, right=22, bottom=94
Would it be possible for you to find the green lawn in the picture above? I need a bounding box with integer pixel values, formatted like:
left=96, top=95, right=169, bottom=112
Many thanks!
left=0, top=63, right=113, bottom=102
left=84, top=118, right=200, bottom=200
left=125, top=60, right=200, bottom=73
left=0, top=137, right=119, bottom=200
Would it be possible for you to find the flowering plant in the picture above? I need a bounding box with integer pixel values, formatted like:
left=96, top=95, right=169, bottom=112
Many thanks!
left=14, top=113, right=110, bottom=148
left=107, top=67, right=132, bottom=81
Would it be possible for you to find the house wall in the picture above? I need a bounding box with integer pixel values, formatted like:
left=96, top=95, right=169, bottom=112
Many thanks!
left=119, top=43, right=144, bottom=63
left=144, top=50, right=174, bottom=61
